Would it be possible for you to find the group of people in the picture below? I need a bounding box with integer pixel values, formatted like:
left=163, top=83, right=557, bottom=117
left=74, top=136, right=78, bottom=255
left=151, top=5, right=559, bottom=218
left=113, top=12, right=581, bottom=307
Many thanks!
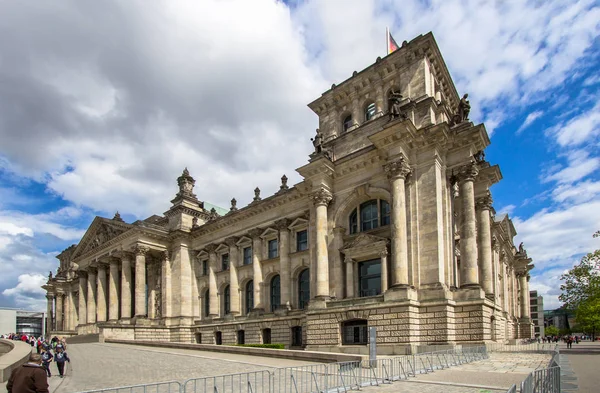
left=2, top=334, right=72, bottom=393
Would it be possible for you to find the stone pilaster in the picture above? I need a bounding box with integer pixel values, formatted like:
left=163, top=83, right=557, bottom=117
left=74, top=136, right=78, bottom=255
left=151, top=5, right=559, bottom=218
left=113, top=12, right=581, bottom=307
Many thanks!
left=458, top=162, right=479, bottom=287
left=87, top=268, right=97, bottom=323
left=384, top=158, right=411, bottom=287
left=55, top=293, right=64, bottom=331
left=78, top=274, right=87, bottom=325
left=225, top=237, right=240, bottom=314
left=476, top=192, right=494, bottom=295
left=96, top=264, right=108, bottom=322
left=120, top=253, right=132, bottom=320
left=46, top=294, right=54, bottom=335
left=275, top=219, right=291, bottom=307
left=108, top=259, right=119, bottom=321
left=160, top=251, right=172, bottom=319
left=311, top=187, right=333, bottom=301
left=249, top=229, right=264, bottom=311
left=68, top=289, right=77, bottom=330
left=332, top=227, right=346, bottom=300
left=345, top=256, right=354, bottom=298
left=133, top=245, right=149, bottom=318
left=206, top=244, right=219, bottom=316
left=518, top=273, right=530, bottom=319
left=380, top=249, right=389, bottom=292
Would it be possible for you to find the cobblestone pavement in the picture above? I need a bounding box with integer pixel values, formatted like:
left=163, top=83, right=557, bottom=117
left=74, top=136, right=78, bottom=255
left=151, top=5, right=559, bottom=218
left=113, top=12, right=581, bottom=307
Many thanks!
left=361, top=380, right=506, bottom=393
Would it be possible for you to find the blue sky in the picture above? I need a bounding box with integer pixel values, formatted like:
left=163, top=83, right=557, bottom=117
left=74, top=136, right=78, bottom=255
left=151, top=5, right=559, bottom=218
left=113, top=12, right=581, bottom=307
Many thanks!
left=0, top=0, right=598, bottom=311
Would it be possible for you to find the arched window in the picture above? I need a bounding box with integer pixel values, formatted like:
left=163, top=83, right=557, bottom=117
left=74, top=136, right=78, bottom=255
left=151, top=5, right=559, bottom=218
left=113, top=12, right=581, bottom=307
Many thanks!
left=342, top=319, right=368, bottom=345
left=203, top=289, right=210, bottom=317
left=348, top=199, right=391, bottom=234
left=343, top=114, right=353, bottom=132
left=270, top=275, right=281, bottom=312
left=298, top=269, right=310, bottom=309
left=245, top=280, right=254, bottom=314
left=223, top=285, right=230, bottom=315
left=364, top=102, right=376, bottom=121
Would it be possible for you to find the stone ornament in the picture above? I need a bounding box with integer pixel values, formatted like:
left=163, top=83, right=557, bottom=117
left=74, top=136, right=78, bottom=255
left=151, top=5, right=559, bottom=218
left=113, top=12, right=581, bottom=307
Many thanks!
left=133, top=244, right=149, bottom=256
left=274, top=218, right=291, bottom=231
left=208, top=208, right=219, bottom=221
left=205, top=244, right=218, bottom=254
left=388, top=89, right=407, bottom=121
left=248, top=228, right=263, bottom=239
left=113, top=211, right=124, bottom=222
left=224, top=236, right=239, bottom=247
left=457, top=161, right=479, bottom=182
left=253, top=187, right=261, bottom=203
left=311, top=187, right=333, bottom=206
left=311, top=129, right=323, bottom=153
left=279, top=175, right=289, bottom=192
left=384, top=157, right=411, bottom=180
left=457, top=94, right=471, bottom=122
left=177, top=167, right=197, bottom=199
left=476, top=192, right=493, bottom=210
left=230, top=198, right=238, bottom=212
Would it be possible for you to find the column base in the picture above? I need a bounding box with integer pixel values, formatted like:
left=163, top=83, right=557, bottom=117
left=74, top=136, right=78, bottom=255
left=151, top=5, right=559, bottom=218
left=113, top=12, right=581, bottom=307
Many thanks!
left=308, top=298, right=329, bottom=309
left=384, top=285, right=418, bottom=301
left=249, top=308, right=265, bottom=317
left=454, top=286, right=485, bottom=301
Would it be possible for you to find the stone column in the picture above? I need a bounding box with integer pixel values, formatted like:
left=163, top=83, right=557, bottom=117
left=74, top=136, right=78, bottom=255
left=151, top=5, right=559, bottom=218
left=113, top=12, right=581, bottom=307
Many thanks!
left=311, top=188, right=333, bottom=300
left=249, top=229, right=264, bottom=310
left=87, top=268, right=97, bottom=323
left=476, top=192, right=494, bottom=295
left=206, top=244, right=219, bottom=316
left=120, top=254, right=132, bottom=320
left=97, top=264, right=108, bottom=322
left=160, top=251, right=172, bottom=319
left=108, top=259, right=120, bottom=321
left=332, top=227, right=346, bottom=299
left=374, top=84, right=384, bottom=117
left=519, top=273, right=530, bottom=319
left=384, top=158, right=411, bottom=287
left=275, top=219, right=291, bottom=307
left=345, top=256, right=354, bottom=298
left=46, top=294, right=54, bottom=335
left=78, top=275, right=87, bottom=325
left=225, top=238, right=240, bottom=315
left=134, top=245, right=149, bottom=318
left=55, top=293, right=64, bottom=331
left=380, top=249, right=389, bottom=292
left=64, top=291, right=71, bottom=330
left=458, top=162, right=480, bottom=287
left=68, top=290, right=76, bottom=330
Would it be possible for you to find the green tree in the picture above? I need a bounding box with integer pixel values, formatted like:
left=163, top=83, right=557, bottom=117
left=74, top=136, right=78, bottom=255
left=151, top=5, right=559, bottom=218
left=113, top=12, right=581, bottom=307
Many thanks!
left=545, top=325, right=559, bottom=337
left=559, top=230, right=600, bottom=309
left=576, top=295, right=600, bottom=338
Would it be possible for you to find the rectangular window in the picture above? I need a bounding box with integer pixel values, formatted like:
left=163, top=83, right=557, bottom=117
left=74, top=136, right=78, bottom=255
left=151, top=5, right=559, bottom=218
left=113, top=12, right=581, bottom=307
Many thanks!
left=237, top=330, right=245, bottom=345
left=243, top=247, right=252, bottom=265
left=268, top=239, right=278, bottom=259
left=202, top=260, right=208, bottom=276
left=342, top=321, right=368, bottom=345
left=291, top=326, right=303, bottom=347
left=360, top=200, right=379, bottom=231
left=221, top=253, right=229, bottom=271
left=358, top=259, right=382, bottom=297
left=296, top=230, right=308, bottom=251
left=380, top=200, right=390, bottom=226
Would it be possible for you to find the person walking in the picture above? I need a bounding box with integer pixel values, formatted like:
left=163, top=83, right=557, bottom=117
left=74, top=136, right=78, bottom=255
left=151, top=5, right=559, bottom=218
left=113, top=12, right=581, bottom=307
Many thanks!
left=54, top=346, right=70, bottom=378
left=40, top=348, right=53, bottom=377
left=6, top=353, right=49, bottom=393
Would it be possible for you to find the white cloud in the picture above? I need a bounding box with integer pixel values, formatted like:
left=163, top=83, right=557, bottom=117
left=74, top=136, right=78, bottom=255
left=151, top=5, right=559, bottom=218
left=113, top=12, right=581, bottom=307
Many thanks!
left=548, top=101, right=600, bottom=147
left=542, top=150, right=600, bottom=184
left=552, top=180, right=600, bottom=204
left=2, top=274, right=48, bottom=311
left=517, top=110, right=544, bottom=134
left=497, top=204, right=516, bottom=216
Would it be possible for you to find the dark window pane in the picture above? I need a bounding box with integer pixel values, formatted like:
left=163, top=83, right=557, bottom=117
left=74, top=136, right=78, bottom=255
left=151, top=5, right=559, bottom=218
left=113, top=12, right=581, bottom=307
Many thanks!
left=296, top=230, right=308, bottom=251
left=224, top=285, right=230, bottom=315
left=380, top=200, right=390, bottom=226
left=365, top=103, right=376, bottom=121
left=268, top=239, right=278, bottom=259
left=204, top=290, right=210, bottom=317
left=243, top=247, right=252, bottom=265
left=298, top=269, right=310, bottom=309
left=215, top=331, right=222, bottom=345
left=358, top=259, right=381, bottom=297
left=342, top=320, right=368, bottom=345
left=202, top=260, right=208, bottom=276
left=221, top=253, right=229, bottom=271
left=291, top=326, right=303, bottom=347
left=270, top=275, right=281, bottom=312
left=349, top=209, right=358, bottom=234
left=263, top=328, right=271, bottom=344
left=343, top=115, right=353, bottom=132
left=237, top=330, right=245, bottom=345
left=246, top=280, right=254, bottom=314
left=360, top=200, right=379, bottom=231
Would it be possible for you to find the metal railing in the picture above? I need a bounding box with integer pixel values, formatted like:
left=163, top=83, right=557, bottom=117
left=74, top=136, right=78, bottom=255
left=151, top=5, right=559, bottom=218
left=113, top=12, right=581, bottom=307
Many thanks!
left=78, top=381, right=183, bottom=393
left=183, top=371, right=272, bottom=393
left=486, top=342, right=557, bottom=353
left=503, top=345, right=561, bottom=393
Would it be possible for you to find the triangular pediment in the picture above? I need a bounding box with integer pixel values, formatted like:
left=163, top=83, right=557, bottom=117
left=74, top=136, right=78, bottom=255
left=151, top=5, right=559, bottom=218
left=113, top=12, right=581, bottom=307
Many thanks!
left=72, top=217, right=133, bottom=259
left=343, top=233, right=388, bottom=250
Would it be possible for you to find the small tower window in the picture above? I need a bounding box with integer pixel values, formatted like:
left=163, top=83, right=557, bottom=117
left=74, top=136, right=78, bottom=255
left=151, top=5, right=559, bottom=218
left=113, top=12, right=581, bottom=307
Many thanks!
left=343, top=115, right=353, bottom=132
left=365, top=103, right=376, bottom=121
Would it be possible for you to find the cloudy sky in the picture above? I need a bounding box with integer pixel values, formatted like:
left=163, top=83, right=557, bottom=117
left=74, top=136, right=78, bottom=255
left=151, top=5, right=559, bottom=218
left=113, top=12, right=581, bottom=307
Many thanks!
left=0, top=0, right=598, bottom=312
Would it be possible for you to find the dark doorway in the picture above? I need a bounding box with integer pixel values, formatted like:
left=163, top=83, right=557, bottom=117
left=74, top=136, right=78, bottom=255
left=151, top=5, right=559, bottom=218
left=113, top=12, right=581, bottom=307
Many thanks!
left=215, top=331, right=222, bottom=345
left=262, top=328, right=272, bottom=344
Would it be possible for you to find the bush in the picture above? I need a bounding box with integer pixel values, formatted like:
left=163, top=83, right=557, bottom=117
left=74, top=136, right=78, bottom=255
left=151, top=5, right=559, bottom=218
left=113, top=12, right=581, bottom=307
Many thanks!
left=235, top=343, right=285, bottom=349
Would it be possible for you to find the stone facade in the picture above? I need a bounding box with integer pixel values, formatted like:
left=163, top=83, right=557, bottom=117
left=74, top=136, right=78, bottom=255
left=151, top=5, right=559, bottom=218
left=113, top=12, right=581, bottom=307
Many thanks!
left=43, top=32, right=534, bottom=354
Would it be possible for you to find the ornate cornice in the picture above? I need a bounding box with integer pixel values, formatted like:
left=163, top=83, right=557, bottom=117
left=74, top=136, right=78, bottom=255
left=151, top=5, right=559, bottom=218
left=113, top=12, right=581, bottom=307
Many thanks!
left=248, top=228, right=263, bottom=239
left=133, top=244, right=149, bottom=256
left=311, top=187, right=333, bottom=206
left=384, top=157, right=411, bottom=180
left=205, top=244, right=218, bottom=254
left=274, top=218, right=291, bottom=231
left=224, top=237, right=239, bottom=247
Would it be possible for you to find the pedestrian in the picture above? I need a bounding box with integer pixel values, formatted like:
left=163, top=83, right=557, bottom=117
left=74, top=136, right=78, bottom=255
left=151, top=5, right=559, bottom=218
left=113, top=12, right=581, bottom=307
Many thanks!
left=40, top=348, right=53, bottom=377
left=567, top=336, right=573, bottom=349
left=54, top=346, right=70, bottom=378
left=6, top=353, right=49, bottom=393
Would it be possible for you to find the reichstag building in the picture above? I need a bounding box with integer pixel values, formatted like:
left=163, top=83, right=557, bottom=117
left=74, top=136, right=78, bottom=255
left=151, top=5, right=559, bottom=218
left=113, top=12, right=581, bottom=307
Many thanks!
left=44, top=32, right=534, bottom=354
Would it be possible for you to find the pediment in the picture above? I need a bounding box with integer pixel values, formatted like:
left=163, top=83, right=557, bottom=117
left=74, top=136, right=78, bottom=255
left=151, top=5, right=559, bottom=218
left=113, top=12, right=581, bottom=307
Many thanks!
left=342, top=233, right=388, bottom=250
left=72, top=217, right=133, bottom=259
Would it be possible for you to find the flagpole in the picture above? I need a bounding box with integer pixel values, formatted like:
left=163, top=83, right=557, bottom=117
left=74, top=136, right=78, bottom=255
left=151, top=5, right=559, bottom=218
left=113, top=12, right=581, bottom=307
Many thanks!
left=386, top=27, right=389, bottom=55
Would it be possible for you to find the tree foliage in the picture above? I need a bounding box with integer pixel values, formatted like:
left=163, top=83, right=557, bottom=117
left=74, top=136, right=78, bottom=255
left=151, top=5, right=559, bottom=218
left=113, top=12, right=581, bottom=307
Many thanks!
left=575, top=295, right=600, bottom=337
left=559, top=230, right=600, bottom=309
left=545, top=325, right=559, bottom=336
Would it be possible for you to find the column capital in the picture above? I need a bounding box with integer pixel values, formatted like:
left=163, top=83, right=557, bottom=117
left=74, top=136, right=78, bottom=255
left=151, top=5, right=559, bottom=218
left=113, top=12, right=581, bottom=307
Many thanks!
left=224, top=236, right=239, bottom=247
left=311, top=187, right=333, bottom=206
left=248, top=228, right=263, bottom=239
left=160, top=250, right=170, bottom=262
left=344, top=255, right=354, bottom=264
left=205, top=243, right=218, bottom=254
left=384, top=157, right=411, bottom=180
left=133, top=244, right=149, bottom=256
left=46, top=294, right=55, bottom=300
left=274, top=218, right=291, bottom=231
left=333, top=226, right=347, bottom=235
left=379, top=249, right=388, bottom=258
left=476, top=192, right=493, bottom=211
left=457, top=161, right=479, bottom=182
left=87, top=267, right=97, bottom=275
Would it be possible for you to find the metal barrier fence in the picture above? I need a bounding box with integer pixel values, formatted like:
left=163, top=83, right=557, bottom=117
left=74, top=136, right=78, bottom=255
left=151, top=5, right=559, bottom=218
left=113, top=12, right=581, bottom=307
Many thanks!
left=486, top=342, right=557, bottom=353
left=79, top=381, right=183, bottom=393
left=520, top=366, right=561, bottom=393
left=184, top=371, right=272, bottom=393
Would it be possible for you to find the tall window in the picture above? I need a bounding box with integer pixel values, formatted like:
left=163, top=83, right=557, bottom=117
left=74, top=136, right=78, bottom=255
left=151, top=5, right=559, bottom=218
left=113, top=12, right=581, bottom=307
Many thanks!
left=221, top=253, right=229, bottom=271
left=358, top=259, right=382, bottom=297
left=270, top=275, right=281, bottom=312
left=296, top=230, right=308, bottom=251
left=245, top=280, right=254, bottom=314
left=262, top=328, right=272, bottom=344
left=223, top=285, right=230, bottom=315
left=343, top=114, right=353, bottom=132
left=365, top=102, right=376, bottom=121
left=268, top=239, right=278, bottom=259
left=237, top=330, right=245, bottom=344
left=291, top=326, right=303, bottom=347
left=342, top=320, right=368, bottom=345
left=202, top=260, right=208, bottom=276
left=243, top=247, right=252, bottom=265
left=298, top=269, right=310, bottom=309
left=215, top=331, right=222, bottom=345
left=203, top=289, right=210, bottom=317
left=348, top=199, right=391, bottom=234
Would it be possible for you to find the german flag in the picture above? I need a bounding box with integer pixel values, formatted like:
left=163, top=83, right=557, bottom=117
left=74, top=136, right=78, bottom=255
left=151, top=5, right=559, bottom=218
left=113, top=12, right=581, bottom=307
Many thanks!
left=387, top=28, right=399, bottom=55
